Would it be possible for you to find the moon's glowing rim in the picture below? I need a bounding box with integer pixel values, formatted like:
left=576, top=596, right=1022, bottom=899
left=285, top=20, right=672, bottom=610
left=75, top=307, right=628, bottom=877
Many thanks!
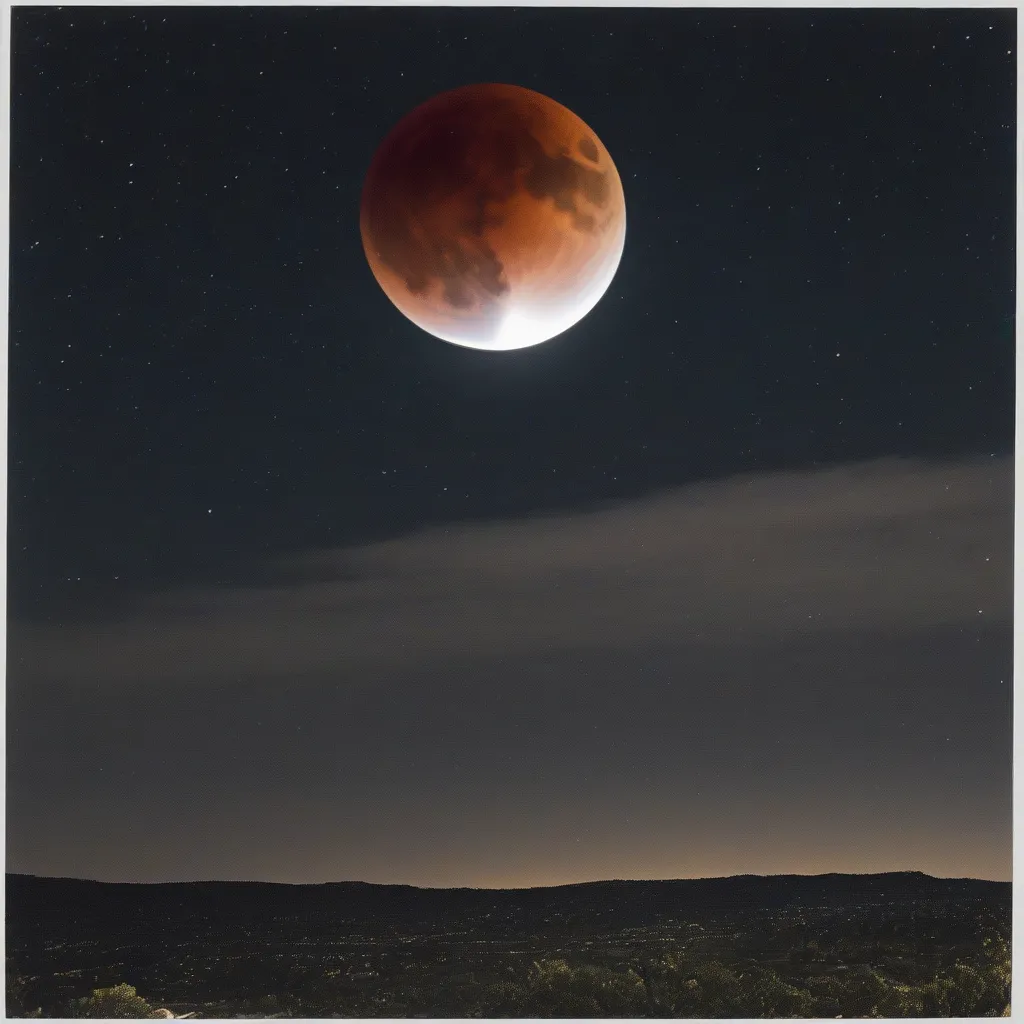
left=420, top=218, right=627, bottom=352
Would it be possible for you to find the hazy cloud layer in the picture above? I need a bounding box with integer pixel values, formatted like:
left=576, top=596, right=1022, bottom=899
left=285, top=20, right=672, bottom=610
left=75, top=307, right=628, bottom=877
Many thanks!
left=11, top=456, right=1011, bottom=687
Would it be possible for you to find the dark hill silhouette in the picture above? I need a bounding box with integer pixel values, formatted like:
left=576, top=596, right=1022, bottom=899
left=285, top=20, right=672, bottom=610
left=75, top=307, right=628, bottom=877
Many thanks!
left=7, top=869, right=1009, bottom=936
left=6, top=871, right=1010, bottom=1019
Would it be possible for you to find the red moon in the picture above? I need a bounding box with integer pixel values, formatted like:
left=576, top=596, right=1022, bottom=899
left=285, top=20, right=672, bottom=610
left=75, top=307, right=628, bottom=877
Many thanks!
left=360, top=83, right=626, bottom=351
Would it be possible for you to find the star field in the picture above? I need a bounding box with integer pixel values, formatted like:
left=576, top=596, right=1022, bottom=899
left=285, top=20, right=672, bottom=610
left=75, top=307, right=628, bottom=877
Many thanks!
left=7, top=7, right=1016, bottom=886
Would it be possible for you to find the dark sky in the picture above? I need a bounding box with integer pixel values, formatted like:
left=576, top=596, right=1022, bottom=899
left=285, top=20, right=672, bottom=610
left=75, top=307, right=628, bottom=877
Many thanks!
left=7, top=7, right=1015, bottom=886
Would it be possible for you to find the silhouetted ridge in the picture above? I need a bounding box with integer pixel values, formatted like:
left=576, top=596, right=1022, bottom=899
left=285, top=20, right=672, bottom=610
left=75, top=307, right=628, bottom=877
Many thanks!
left=7, top=870, right=1008, bottom=938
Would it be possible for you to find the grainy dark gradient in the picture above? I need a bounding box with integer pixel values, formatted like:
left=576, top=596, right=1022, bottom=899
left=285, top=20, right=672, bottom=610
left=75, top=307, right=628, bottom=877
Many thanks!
left=7, top=6, right=1015, bottom=886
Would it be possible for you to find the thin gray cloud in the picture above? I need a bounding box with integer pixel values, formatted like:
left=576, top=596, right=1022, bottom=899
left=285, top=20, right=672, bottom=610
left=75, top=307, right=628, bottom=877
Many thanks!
left=10, top=456, right=1012, bottom=687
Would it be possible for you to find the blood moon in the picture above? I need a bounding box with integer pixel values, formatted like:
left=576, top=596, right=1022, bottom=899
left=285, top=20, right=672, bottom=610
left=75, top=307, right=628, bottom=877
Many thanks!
left=360, top=83, right=626, bottom=351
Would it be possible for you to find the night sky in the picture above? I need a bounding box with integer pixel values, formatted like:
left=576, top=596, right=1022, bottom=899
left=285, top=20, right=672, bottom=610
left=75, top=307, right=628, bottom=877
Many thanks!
left=7, top=7, right=1015, bottom=887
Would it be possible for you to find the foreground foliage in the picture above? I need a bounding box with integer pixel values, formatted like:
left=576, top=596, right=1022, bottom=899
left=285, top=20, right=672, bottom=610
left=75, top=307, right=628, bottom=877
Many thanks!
left=305, top=938, right=1011, bottom=1018
left=23, top=934, right=1007, bottom=1018
left=67, top=984, right=155, bottom=1018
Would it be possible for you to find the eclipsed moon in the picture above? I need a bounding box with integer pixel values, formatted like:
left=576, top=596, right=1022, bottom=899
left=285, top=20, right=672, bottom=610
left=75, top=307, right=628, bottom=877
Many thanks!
left=360, top=83, right=627, bottom=351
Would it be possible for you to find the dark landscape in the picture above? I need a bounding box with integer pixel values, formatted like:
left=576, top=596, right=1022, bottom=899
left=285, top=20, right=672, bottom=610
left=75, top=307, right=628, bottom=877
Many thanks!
left=6, top=871, right=1010, bottom=1018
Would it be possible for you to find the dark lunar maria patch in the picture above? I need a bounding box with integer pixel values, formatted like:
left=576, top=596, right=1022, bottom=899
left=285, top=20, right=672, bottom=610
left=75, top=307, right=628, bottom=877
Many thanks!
left=523, top=153, right=610, bottom=233
left=577, top=136, right=599, bottom=162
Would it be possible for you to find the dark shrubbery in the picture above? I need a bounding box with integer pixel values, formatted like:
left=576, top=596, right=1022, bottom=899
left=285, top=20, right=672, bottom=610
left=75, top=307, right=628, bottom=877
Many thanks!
left=15, top=921, right=1011, bottom=1018
left=5, top=960, right=42, bottom=1018
left=67, top=984, right=155, bottom=1018
left=277, top=941, right=1011, bottom=1017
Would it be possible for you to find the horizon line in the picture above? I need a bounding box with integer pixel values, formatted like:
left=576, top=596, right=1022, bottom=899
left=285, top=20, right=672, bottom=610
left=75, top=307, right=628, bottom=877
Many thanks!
left=7, top=868, right=1010, bottom=891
